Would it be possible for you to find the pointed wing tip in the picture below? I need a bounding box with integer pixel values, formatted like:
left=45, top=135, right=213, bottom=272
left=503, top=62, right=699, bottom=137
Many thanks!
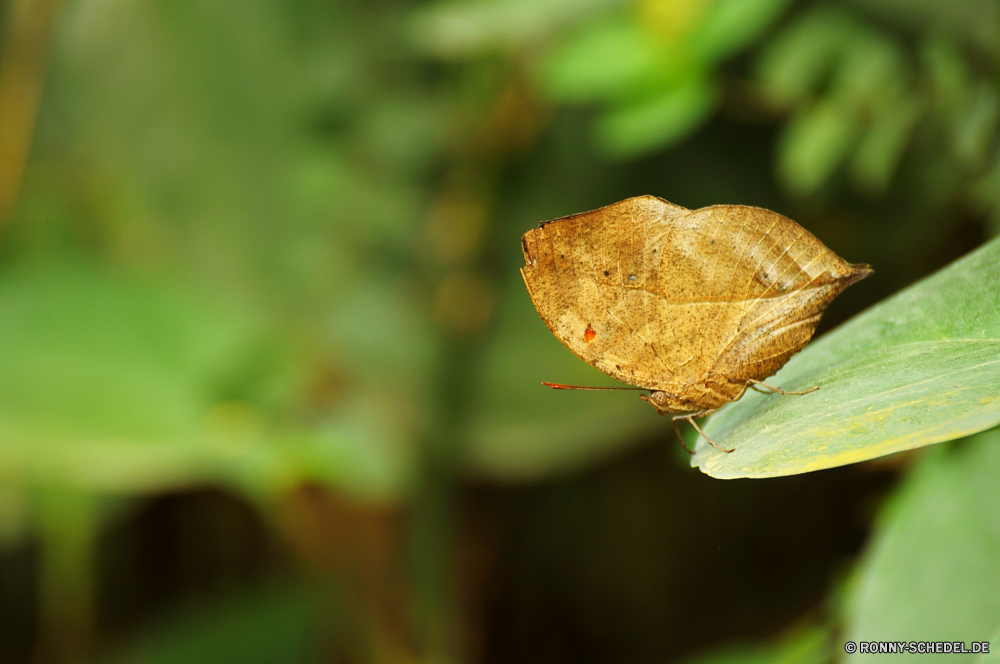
left=850, top=263, right=874, bottom=281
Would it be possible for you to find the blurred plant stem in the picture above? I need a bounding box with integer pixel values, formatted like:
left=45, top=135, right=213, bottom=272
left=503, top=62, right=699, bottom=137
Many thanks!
left=269, top=487, right=412, bottom=663
left=412, top=73, right=546, bottom=663
left=412, top=170, right=491, bottom=663
left=34, top=489, right=98, bottom=664
left=0, top=0, right=64, bottom=224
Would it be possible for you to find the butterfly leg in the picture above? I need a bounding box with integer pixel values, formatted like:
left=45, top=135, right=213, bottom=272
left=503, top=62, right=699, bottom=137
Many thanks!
left=670, top=418, right=695, bottom=455
left=672, top=411, right=734, bottom=454
left=749, top=379, right=818, bottom=396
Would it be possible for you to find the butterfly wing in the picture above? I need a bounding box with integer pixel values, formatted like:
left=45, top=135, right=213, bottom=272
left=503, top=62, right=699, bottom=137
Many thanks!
left=521, top=197, right=871, bottom=408
left=654, top=205, right=872, bottom=391
left=520, top=195, right=694, bottom=391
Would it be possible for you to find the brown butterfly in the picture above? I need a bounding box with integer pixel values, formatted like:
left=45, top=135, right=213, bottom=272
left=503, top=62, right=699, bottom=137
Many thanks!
left=520, top=196, right=871, bottom=453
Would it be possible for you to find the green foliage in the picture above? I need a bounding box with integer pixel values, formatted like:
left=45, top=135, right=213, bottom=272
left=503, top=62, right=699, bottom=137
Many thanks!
left=538, top=0, right=793, bottom=157
left=842, top=430, right=1000, bottom=661
left=0, top=261, right=415, bottom=501
left=694, top=235, right=1000, bottom=478
left=594, top=72, right=719, bottom=156
left=757, top=2, right=1000, bottom=216
left=978, top=627, right=1000, bottom=664
left=409, top=0, right=623, bottom=57
left=101, top=586, right=325, bottom=664
left=1, top=0, right=998, bottom=660
left=676, top=627, right=832, bottom=664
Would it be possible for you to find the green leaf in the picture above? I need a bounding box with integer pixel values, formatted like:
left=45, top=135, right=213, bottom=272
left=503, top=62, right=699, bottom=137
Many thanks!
left=778, top=97, right=860, bottom=195
left=690, top=0, right=793, bottom=64
left=971, top=149, right=1000, bottom=229
left=100, top=584, right=324, bottom=664
left=953, top=83, right=1000, bottom=170
left=0, top=484, right=29, bottom=546
left=0, top=261, right=416, bottom=503
left=828, top=28, right=908, bottom=109
left=842, top=0, right=1000, bottom=60
left=676, top=625, right=832, bottom=664
left=755, top=7, right=857, bottom=107
left=849, top=93, right=924, bottom=194
left=841, top=430, right=1000, bottom=660
left=594, top=74, right=718, bottom=157
left=539, top=16, right=673, bottom=103
left=0, top=261, right=254, bottom=492
left=409, top=0, right=623, bottom=57
left=692, top=235, right=1000, bottom=478
left=974, top=623, right=1000, bottom=664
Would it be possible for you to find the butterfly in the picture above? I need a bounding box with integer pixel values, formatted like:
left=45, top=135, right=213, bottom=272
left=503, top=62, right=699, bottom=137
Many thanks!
left=520, top=196, right=872, bottom=453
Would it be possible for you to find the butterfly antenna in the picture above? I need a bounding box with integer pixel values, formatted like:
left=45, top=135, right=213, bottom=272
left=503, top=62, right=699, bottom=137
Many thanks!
left=542, top=382, right=649, bottom=392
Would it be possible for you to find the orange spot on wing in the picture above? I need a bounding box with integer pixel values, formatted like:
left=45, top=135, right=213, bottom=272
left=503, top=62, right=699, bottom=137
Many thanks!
left=584, top=325, right=596, bottom=342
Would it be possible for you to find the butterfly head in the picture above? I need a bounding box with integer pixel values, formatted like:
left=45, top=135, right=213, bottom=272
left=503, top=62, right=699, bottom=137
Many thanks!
left=639, top=391, right=673, bottom=415
left=640, top=390, right=713, bottom=415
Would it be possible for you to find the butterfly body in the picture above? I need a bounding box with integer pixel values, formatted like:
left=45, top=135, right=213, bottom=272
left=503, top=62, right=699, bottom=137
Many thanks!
left=521, top=196, right=872, bottom=416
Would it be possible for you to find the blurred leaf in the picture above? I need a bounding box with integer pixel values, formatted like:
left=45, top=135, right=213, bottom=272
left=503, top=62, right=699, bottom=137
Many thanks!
left=539, top=16, right=674, bottom=103
left=543, top=0, right=788, bottom=157
left=922, top=38, right=972, bottom=108
left=595, top=74, right=718, bottom=157
left=850, top=94, right=924, bottom=194
left=465, top=271, right=658, bottom=481
left=0, top=261, right=265, bottom=492
left=678, top=625, right=832, bottom=664
left=291, top=148, right=422, bottom=250
left=778, top=98, right=859, bottom=195
left=35, top=488, right=101, bottom=653
left=0, top=484, right=30, bottom=546
left=758, top=6, right=928, bottom=198
left=974, top=624, right=1000, bottom=664
left=410, top=0, right=623, bottom=57
left=691, top=0, right=793, bottom=64
left=327, top=276, right=434, bottom=391
left=953, top=83, right=1000, bottom=170
left=755, top=7, right=857, bottom=107
left=971, top=149, right=1000, bottom=232
left=842, top=430, right=1000, bottom=660
left=291, top=397, right=419, bottom=503
left=101, top=585, right=324, bottom=664
left=0, top=262, right=254, bottom=441
left=769, top=15, right=910, bottom=195
left=828, top=28, right=907, bottom=109
left=693, top=234, right=1000, bottom=478
left=0, top=261, right=417, bottom=502
left=637, top=0, right=713, bottom=42
left=355, top=97, right=453, bottom=173
left=843, top=0, right=1000, bottom=60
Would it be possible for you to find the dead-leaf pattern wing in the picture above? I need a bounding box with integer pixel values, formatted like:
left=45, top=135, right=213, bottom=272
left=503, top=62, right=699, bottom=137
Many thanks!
left=520, top=197, right=871, bottom=407
left=659, top=205, right=871, bottom=390
left=520, top=196, right=692, bottom=390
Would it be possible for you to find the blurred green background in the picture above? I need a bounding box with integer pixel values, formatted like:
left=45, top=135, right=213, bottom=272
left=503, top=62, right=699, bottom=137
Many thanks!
left=0, top=0, right=998, bottom=662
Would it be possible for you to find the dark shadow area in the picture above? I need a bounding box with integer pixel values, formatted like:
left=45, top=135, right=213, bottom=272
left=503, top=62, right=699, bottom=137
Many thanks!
left=96, top=489, right=285, bottom=638
left=469, top=440, right=898, bottom=664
